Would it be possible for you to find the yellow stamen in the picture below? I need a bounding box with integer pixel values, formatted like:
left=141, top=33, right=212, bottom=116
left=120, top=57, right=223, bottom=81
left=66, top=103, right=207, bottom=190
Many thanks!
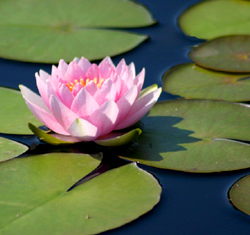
left=66, top=77, right=105, bottom=92
left=97, top=78, right=104, bottom=88
left=80, top=78, right=85, bottom=87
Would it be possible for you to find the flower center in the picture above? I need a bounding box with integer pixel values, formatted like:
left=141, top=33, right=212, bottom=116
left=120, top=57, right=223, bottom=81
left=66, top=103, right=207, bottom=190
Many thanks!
left=66, top=78, right=104, bottom=91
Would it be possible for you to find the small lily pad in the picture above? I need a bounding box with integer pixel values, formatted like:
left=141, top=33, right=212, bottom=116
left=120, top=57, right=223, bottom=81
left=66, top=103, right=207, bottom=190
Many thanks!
left=162, top=63, right=250, bottom=102
left=189, top=35, right=250, bottom=73
left=0, top=137, right=28, bottom=162
left=0, top=87, right=42, bottom=134
left=0, top=0, right=155, bottom=63
left=120, top=100, right=250, bottom=172
left=229, top=174, right=250, bottom=216
left=179, top=0, right=250, bottom=40
left=0, top=153, right=161, bottom=234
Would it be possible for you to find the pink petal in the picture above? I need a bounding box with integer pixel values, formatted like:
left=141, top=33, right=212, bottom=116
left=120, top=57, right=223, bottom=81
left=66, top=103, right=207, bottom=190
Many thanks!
left=72, top=83, right=83, bottom=96
left=58, top=84, right=74, bottom=108
left=58, top=59, right=68, bottom=75
left=84, top=81, right=98, bottom=97
left=71, top=88, right=99, bottom=118
left=112, top=74, right=122, bottom=99
left=67, top=118, right=100, bottom=141
left=128, top=62, right=136, bottom=78
left=35, top=72, right=49, bottom=108
left=99, top=57, right=115, bottom=79
left=64, top=61, right=84, bottom=83
left=19, top=85, right=68, bottom=135
left=89, top=100, right=119, bottom=136
left=85, top=64, right=100, bottom=80
left=122, top=62, right=135, bottom=91
left=116, top=85, right=138, bottom=123
left=114, top=87, right=162, bottom=130
left=38, top=70, right=49, bottom=82
left=50, top=66, right=65, bottom=89
left=73, top=57, right=80, bottom=63
left=45, top=80, right=58, bottom=109
left=119, top=78, right=129, bottom=98
left=50, top=95, right=79, bottom=130
left=100, top=56, right=115, bottom=68
left=116, top=59, right=127, bottom=75
left=77, top=57, right=91, bottom=74
left=133, top=68, right=145, bottom=94
left=94, top=79, right=116, bottom=105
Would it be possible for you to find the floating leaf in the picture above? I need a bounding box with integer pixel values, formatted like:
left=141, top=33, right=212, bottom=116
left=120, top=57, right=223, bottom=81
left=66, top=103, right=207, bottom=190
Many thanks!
left=29, top=122, right=142, bottom=147
left=120, top=100, right=250, bottom=172
left=0, top=87, right=42, bottom=134
left=95, top=128, right=142, bottom=147
left=178, top=0, right=250, bottom=40
left=0, top=153, right=161, bottom=234
left=28, top=123, right=79, bottom=145
left=229, top=174, right=250, bottom=216
left=162, top=63, right=250, bottom=102
left=0, top=0, right=155, bottom=63
left=0, top=137, right=28, bottom=162
left=189, top=35, right=250, bottom=73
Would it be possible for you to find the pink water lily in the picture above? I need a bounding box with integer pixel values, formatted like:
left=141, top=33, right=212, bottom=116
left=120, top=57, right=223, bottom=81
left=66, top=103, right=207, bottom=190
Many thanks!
left=20, top=57, right=161, bottom=143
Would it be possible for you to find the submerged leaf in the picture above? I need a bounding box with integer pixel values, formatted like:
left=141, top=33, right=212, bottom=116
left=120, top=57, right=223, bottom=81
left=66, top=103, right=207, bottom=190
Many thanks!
left=120, top=100, right=250, bottom=172
left=179, top=0, right=250, bottom=40
left=0, top=0, right=155, bottom=63
left=0, top=153, right=161, bottom=234
left=162, top=63, right=250, bottom=102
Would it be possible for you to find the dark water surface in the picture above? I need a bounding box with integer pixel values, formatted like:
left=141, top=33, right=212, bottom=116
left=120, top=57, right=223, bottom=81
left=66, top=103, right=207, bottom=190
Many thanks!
left=0, top=0, right=250, bottom=234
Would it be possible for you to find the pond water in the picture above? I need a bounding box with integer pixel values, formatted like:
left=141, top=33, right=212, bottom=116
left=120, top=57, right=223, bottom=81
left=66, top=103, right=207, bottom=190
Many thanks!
left=0, top=0, right=250, bottom=234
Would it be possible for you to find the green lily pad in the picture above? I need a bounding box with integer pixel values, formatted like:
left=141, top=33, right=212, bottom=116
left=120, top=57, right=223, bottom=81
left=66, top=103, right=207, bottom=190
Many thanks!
left=0, top=0, right=155, bottom=63
left=120, top=100, right=250, bottom=173
left=178, top=0, right=250, bottom=40
left=229, top=174, right=250, bottom=216
left=162, top=63, right=250, bottom=102
left=0, top=153, right=161, bottom=234
left=189, top=35, right=250, bottom=73
left=0, top=137, right=28, bottom=162
left=95, top=128, right=142, bottom=147
left=0, top=87, right=42, bottom=134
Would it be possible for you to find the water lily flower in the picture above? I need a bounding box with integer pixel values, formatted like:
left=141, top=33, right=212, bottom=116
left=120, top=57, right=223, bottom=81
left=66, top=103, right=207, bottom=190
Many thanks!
left=20, top=57, right=161, bottom=145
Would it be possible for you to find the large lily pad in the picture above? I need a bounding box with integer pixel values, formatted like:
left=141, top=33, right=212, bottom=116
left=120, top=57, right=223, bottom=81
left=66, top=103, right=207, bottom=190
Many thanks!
left=0, top=137, right=28, bottom=162
left=0, top=0, right=154, bottom=63
left=0, top=87, right=42, bottom=134
left=120, top=100, right=250, bottom=172
left=189, top=35, right=250, bottom=73
left=162, top=63, right=250, bottom=102
left=0, top=153, right=161, bottom=234
left=178, top=0, right=250, bottom=40
left=229, top=174, right=250, bottom=216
